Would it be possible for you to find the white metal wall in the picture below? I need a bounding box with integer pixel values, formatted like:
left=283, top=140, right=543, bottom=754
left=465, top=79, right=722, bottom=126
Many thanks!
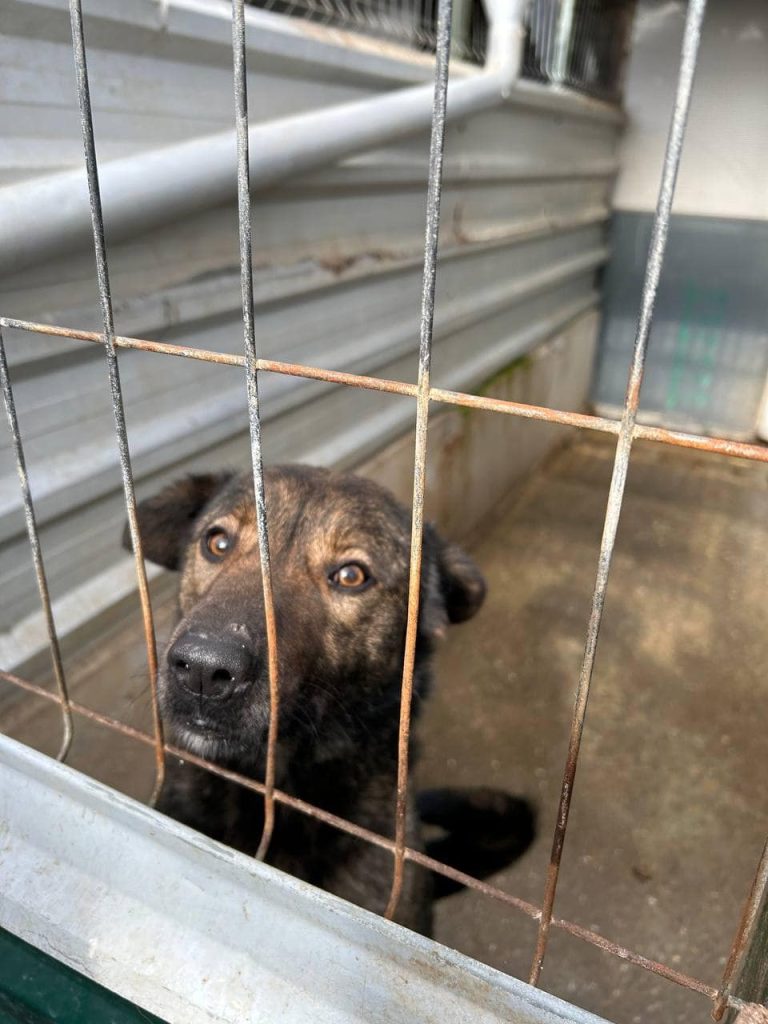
left=612, top=0, right=768, bottom=220
left=593, top=0, right=768, bottom=440
left=0, top=0, right=621, bottom=671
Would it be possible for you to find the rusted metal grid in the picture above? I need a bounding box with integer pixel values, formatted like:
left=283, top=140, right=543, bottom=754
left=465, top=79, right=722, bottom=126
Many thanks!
left=0, top=0, right=766, bottom=1020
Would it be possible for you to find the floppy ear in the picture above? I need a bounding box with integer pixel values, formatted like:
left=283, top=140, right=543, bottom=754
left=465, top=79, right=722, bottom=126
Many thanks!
left=122, top=473, right=231, bottom=571
left=421, top=525, right=487, bottom=640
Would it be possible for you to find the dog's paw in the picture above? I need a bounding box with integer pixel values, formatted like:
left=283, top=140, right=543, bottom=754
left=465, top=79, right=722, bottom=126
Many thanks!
left=418, top=786, right=537, bottom=898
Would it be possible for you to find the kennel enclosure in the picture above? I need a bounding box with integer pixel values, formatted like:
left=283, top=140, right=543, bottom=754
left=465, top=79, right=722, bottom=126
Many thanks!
left=1, top=1, right=767, bottom=1022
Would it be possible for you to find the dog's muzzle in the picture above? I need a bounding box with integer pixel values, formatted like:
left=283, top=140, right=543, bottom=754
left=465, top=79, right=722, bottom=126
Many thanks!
left=167, top=632, right=254, bottom=701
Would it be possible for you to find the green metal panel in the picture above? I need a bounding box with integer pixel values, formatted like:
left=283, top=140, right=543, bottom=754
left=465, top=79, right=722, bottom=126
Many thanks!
left=0, top=929, right=166, bottom=1024
left=593, top=211, right=768, bottom=439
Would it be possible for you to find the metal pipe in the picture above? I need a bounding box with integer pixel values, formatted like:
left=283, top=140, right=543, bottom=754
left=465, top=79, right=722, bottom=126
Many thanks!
left=0, top=80, right=500, bottom=277
left=483, top=0, right=527, bottom=88
left=0, top=1, right=542, bottom=278
left=553, top=0, right=577, bottom=85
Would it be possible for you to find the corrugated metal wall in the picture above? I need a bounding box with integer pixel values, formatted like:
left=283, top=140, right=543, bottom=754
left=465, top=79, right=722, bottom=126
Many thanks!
left=0, top=0, right=621, bottom=671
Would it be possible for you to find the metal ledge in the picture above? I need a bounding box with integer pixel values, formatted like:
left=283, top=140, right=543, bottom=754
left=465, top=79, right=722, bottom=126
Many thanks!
left=0, top=733, right=610, bottom=1024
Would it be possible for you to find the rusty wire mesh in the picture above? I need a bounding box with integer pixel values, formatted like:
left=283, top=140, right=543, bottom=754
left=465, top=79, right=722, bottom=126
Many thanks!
left=1, top=0, right=767, bottom=1019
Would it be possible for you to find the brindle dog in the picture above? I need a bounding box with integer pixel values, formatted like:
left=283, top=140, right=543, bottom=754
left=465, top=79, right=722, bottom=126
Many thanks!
left=126, top=466, right=534, bottom=934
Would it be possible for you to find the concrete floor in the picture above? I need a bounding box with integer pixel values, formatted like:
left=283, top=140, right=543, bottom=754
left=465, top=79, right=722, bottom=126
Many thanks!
left=3, top=432, right=768, bottom=1023
left=421, top=433, right=768, bottom=1023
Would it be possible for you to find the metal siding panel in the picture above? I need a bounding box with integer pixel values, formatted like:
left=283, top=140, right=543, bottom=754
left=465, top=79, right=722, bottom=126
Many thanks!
left=0, top=0, right=620, bottom=660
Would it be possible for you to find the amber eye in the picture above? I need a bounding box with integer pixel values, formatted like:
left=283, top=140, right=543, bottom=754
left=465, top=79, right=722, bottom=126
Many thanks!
left=203, top=527, right=233, bottom=561
left=329, top=562, right=372, bottom=591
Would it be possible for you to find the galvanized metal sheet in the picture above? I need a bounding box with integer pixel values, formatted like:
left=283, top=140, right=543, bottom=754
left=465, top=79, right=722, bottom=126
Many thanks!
left=0, top=733, right=612, bottom=1024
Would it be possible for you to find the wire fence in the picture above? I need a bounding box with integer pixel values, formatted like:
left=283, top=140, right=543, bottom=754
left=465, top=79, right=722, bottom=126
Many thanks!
left=1, top=0, right=767, bottom=1020
left=248, top=0, right=487, bottom=64
left=521, top=0, right=635, bottom=100
left=246, top=0, right=633, bottom=99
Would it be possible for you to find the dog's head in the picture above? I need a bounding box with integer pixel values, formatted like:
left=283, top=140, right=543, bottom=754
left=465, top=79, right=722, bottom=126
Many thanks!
left=126, top=467, right=485, bottom=766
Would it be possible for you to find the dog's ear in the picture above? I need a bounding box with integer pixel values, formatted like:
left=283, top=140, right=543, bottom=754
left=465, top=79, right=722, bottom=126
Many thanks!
left=421, top=525, right=486, bottom=639
left=122, top=473, right=231, bottom=571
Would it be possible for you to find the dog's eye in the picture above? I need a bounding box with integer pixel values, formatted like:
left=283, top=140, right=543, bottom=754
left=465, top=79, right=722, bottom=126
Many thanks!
left=203, top=527, right=233, bottom=561
left=329, top=563, right=371, bottom=591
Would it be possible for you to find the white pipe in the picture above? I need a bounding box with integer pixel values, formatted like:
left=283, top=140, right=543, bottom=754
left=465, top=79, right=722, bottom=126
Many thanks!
left=0, top=3, right=527, bottom=276
left=484, top=0, right=528, bottom=88
left=553, top=0, right=577, bottom=85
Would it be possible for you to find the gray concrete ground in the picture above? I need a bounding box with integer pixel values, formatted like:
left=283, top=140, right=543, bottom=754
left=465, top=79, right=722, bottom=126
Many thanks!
left=3, top=432, right=767, bottom=1023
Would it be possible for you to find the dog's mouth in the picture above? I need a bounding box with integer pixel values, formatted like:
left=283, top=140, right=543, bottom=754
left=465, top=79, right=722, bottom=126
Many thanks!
left=160, top=669, right=270, bottom=762
left=170, top=711, right=267, bottom=766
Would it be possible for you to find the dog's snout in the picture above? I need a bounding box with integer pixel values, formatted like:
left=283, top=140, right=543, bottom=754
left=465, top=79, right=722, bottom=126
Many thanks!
left=168, top=633, right=253, bottom=700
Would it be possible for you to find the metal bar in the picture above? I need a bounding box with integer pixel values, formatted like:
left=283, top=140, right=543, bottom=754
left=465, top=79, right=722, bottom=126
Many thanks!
left=3, top=318, right=768, bottom=468
left=553, top=0, right=577, bottom=84
left=231, top=0, right=280, bottom=864
left=0, top=0, right=621, bottom=279
left=0, top=331, right=73, bottom=762
left=0, top=668, right=733, bottom=1012
left=482, top=0, right=527, bottom=82
left=67, top=0, right=165, bottom=805
left=0, top=1, right=756, bottom=1015
left=528, top=0, right=708, bottom=987
left=713, top=835, right=768, bottom=1020
left=1, top=71, right=525, bottom=279
left=384, top=0, right=452, bottom=922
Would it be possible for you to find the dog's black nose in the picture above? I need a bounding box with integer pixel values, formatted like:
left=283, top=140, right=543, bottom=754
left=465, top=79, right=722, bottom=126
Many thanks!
left=168, top=633, right=252, bottom=700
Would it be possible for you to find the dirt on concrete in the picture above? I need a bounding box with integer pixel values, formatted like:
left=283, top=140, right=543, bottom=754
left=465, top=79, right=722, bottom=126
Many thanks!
left=419, top=433, right=768, bottom=1023
left=3, top=432, right=767, bottom=1023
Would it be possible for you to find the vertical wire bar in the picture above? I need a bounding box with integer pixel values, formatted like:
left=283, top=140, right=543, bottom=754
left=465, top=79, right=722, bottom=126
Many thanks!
left=712, top=836, right=768, bottom=1020
left=528, top=0, right=707, bottom=985
left=68, top=0, right=165, bottom=803
left=231, top=0, right=280, bottom=863
left=384, top=0, right=452, bottom=921
left=0, top=330, right=73, bottom=761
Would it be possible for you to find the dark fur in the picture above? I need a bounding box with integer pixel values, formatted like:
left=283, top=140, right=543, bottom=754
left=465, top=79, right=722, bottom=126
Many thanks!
left=126, top=466, right=534, bottom=934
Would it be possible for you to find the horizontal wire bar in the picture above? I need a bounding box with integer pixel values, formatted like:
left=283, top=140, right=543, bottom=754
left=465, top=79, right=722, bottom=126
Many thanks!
left=2, top=317, right=767, bottom=466
left=0, top=667, right=726, bottom=1008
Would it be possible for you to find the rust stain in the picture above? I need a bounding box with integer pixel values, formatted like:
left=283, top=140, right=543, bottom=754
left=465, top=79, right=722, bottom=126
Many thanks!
left=317, top=248, right=398, bottom=276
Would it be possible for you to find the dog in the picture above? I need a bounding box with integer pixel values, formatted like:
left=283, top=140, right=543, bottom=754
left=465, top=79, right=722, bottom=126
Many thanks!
left=126, top=465, right=534, bottom=934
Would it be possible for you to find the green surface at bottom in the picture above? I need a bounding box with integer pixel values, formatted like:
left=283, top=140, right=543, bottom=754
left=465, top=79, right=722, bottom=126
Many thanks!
left=0, top=928, right=166, bottom=1024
